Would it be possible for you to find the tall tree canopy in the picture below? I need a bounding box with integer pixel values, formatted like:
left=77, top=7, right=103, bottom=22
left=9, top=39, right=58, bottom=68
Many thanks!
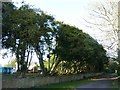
left=2, top=2, right=108, bottom=76
left=54, top=23, right=108, bottom=74
left=2, top=2, right=57, bottom=75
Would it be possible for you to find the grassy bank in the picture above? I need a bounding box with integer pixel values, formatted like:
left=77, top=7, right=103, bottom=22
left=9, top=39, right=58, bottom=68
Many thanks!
left=37, top=79, right=91, bottom=90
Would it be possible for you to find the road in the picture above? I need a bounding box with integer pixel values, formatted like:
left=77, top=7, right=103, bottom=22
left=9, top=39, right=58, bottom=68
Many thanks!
left=76, top=76, right=118, bottom=90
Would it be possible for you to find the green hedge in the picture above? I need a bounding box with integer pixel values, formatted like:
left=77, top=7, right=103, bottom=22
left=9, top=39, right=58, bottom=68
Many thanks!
left=117, top=66, right=120, bottom=76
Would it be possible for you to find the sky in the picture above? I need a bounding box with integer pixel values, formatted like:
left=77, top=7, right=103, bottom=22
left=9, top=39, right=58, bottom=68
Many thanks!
left=12, top=0, right=98, bottom=34
left=0, top=0, right=118, bottom=66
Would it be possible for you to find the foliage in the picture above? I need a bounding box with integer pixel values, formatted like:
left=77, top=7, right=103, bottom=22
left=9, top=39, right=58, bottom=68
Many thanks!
left=118, top=65, right=120, bottom=76
left=53, top=23, right=108, bottom=75
left=2, top=2, right=108, bottom=76
left=2, top=3, right=39, bottom=73
left=108, top=60, right=119, bottom=73
left=2, top=2, right=57, bottom=75
left=4, top=58, right=16, bottom=68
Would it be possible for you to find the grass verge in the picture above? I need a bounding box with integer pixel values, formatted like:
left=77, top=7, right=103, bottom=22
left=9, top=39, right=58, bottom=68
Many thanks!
left=37, top=79, right=91, bottom=90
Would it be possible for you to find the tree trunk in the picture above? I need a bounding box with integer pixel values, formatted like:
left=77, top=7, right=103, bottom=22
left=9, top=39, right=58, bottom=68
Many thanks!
left=36, top=50, right=47, bottom=75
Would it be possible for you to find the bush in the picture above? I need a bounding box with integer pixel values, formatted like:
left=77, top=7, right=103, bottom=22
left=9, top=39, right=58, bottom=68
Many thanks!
left=117, top=66, right=120, bottom=76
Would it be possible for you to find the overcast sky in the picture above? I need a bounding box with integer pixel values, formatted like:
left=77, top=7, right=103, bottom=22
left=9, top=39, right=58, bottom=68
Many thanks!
left=0, top=0, right=118, bottom=66
left=12, top=0, right=99, bottom=34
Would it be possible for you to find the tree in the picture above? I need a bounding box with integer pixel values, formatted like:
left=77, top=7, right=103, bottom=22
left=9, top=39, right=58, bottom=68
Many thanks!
left=33, top=12, right=57, bottom=75
left=2, top=3, right=40, bottom=74
left=52, top=23, right=108, bottom=75
left=85, top=0, right=119, bottom=58
left=3, top=4, right=38, bottom=74
left=2, top=2, right=58, bottom=75
left=85, top=1, right=120, bottom=75
left=2, top=2, right=108, bottom=76
left=108, top=60, right=119, bottom=73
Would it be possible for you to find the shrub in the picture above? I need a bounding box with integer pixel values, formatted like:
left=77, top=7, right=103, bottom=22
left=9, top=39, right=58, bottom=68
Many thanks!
left=117, top=65, right=120, bottom=76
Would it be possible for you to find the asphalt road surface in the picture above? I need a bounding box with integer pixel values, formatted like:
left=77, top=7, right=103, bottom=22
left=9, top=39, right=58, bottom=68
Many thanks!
left=76, top=77, right=118, bottom=90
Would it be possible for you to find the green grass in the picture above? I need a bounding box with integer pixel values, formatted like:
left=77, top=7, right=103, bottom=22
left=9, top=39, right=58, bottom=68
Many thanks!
left=39, top=79, right=91, bottom=90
